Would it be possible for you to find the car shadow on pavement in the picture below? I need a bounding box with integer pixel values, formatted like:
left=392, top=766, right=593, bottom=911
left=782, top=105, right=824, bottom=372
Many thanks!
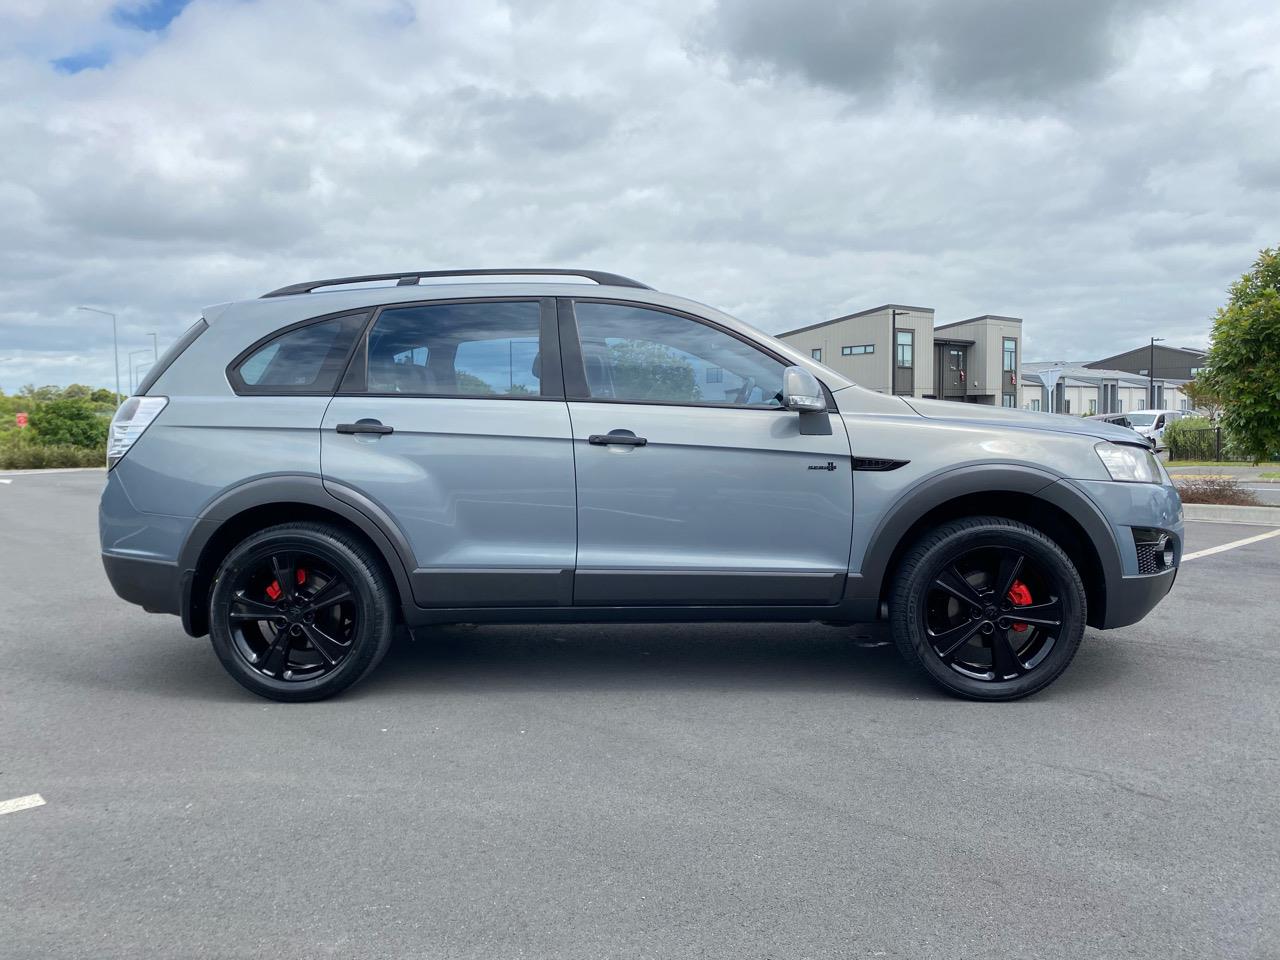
left=353, top=622, right=945, bottom=702
left=63, top=620, right=1127, bottom=705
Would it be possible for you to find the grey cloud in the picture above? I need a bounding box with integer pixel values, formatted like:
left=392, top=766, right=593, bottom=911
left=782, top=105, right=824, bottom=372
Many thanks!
left=702, top=0, right=1178, bottom=108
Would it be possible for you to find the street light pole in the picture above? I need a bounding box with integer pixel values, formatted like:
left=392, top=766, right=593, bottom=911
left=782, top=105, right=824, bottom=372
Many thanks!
left=77, top=306, right=121, bottom=405
left=1149, top=336, right=1165, bottom=408
left=128, top=349, right=151, bottom=395
left=148, top=332, right=159, bottom=362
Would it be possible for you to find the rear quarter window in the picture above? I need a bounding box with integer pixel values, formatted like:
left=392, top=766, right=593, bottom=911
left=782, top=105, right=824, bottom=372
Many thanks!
left=228, top=312, right=368, bottom=395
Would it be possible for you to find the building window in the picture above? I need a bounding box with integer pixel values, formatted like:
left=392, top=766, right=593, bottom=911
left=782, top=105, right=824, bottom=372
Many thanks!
left=1002, top=337, right=1017, bottom=373
left=841, top=344, right=874, bottom=356
left=1088, top=399, right=1097, bottom=415
left=811, top=348, right=822, bottom=362
left=1063, top=399, right=1071, bottom=414
left=1002, top=394, right=1016, bottom=408
left=1029, top=399, right=1041, bottom=411
left=895, top=330, right=913, bottom=368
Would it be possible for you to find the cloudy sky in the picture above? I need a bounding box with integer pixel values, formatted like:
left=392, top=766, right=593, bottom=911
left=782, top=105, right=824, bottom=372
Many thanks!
left=1, top=0, right=1277, bottom=392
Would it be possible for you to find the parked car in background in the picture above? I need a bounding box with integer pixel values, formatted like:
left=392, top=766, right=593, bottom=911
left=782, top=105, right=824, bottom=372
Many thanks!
left=1125, top=409, right=1185, bottom=451
left=1087, top=412, right=1155, bottom=449
left=100, top=269, right=1183, bottom=704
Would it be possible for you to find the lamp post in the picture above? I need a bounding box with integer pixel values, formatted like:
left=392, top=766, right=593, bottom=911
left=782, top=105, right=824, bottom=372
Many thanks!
left=77, top=306, right=121, bottom=406
left=1149, top=337, right=1165, bottom=408
left=148, top=332, right=159, bottom=362
left=128, top=349, right=151, bottom=395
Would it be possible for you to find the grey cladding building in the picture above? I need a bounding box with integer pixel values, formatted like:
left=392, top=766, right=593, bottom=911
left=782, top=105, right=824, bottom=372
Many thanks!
left=778, top=305, right=1021, bottom=406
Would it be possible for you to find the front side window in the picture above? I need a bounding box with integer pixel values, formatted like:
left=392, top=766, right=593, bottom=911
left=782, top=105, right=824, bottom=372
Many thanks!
left=896, top=330, right=913, bottom=368
left=1003, top=337, right=1017, bottom=372
left=360, top=301, right=543, bottom=396
left=232, top=312, right=367, bottom=393
left=572, top=302, right=785, bottom=407
left=811, top=348, right=823, bottom=361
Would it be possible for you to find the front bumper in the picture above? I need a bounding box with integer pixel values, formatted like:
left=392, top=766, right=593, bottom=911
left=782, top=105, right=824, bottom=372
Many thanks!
left=1100, top=566, right=1177, bottom=629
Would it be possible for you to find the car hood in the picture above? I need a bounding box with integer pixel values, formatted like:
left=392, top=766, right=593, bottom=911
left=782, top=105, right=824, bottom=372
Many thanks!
left=903, top=397, right=1143, bottom=444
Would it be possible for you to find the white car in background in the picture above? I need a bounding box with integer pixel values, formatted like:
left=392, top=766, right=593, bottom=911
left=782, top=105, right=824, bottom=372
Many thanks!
left=1125, top=409, right=1185, bottom=450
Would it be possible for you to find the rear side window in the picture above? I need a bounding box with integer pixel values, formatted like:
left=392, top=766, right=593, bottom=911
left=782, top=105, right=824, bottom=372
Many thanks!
left=355, top=300, right=545, bottom=397
left=229, top=313, right=367, bottom=394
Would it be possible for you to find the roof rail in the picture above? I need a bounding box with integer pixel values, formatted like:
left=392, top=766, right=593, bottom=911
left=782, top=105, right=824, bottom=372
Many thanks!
left=261, top=268, right=650, bottom=298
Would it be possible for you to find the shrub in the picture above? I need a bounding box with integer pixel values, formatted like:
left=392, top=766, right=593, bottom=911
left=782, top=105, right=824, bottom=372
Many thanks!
left=27, top=397, right=109, bottom=448
left=0, top=442, right=105, bottom=469
left=1173, top=477, right=1262, bottom=506
left=1164, top=416, right=1218, bottom=461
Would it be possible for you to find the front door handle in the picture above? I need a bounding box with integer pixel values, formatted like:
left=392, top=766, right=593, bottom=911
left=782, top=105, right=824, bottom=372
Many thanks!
left=589, top=432, right=647, bottom=447
left=336, top=419, right=394, bottom=436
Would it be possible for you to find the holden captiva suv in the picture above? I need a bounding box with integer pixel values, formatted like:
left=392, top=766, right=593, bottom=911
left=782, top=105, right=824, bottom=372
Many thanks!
left=100, top=269, right=1182, bottom=702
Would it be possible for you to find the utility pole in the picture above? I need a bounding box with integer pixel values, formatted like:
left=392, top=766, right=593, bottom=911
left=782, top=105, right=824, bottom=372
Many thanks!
left=1149, top=336, right=1165, bottom=408
left=77, top=306, right=121, bottom=405
left=128, top=349, right=151, bottom=395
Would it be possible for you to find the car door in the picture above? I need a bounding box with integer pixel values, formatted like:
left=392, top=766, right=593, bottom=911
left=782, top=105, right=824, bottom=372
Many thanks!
left=321, top=297, right=577, bottom=607
left=560, top=299, right=853, bottom=606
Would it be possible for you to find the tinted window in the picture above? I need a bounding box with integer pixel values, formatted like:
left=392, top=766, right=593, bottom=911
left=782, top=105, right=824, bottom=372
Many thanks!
left=896, top=330, right=913, bottom=368
left=573, top=303, right=784, bottom=407
left=363, top=301, right=542, bottom=396
left=233, top=313, right=366, bottom=393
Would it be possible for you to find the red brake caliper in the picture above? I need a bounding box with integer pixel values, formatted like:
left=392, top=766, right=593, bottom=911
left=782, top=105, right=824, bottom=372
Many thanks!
left=1007, top=579, right=1032, bottom=632
left=265, top=568, right=307, bottom=601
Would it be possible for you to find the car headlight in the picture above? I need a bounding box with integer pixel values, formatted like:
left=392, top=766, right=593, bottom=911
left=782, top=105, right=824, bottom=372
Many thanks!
left=1095, top=441, right=1161, bottom=483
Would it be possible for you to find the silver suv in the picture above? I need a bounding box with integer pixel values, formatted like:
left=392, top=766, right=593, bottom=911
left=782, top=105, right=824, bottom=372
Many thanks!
left=100, top=269, right=1182, bottom=702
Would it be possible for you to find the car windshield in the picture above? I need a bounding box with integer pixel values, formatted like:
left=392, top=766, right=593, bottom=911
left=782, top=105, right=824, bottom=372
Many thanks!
left=1127, top=413, right=1158, bottom=426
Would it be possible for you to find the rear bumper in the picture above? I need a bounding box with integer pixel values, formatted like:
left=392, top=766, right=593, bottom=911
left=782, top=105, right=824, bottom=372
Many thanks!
left=1100, top=566, right=1177, bottom=629
left=102, top=552, right=182, bottom=616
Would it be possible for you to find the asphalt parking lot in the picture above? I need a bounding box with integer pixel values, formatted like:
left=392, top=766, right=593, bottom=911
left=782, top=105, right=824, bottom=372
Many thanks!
left=2, top=470, right=1278, bottom=959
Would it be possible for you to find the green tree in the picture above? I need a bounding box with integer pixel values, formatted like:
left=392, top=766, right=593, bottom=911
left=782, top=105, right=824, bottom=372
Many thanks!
left=89, top=388, right=117, bottom=405
left=1181, top=377, right=1223, bottom=421
left=607, top=340, right=700, bottom=402
left=1203, top=247, right=1280, bottom=462
left=27, top=398, right=109, bottom=448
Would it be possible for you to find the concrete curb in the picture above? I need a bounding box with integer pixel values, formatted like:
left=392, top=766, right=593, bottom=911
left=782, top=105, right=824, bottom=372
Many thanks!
left=1183, top=503, right=1280, bottom=525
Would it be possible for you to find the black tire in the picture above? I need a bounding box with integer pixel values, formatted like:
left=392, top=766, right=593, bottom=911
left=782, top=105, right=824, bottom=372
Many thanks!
left=889, top=516, right=1086, bottom=701
left=208, top=522, right=396, bottom=702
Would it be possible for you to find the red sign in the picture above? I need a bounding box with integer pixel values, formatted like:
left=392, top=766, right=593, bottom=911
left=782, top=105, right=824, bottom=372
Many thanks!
left=15, top=412, right=27, bottom=428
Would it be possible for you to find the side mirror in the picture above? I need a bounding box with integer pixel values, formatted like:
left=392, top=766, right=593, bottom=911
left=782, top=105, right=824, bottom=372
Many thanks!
left=782, top=366, right=826, bottom=413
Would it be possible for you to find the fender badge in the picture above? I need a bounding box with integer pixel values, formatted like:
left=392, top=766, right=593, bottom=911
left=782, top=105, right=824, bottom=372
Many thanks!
left=808, top=461, right=838, bottom=471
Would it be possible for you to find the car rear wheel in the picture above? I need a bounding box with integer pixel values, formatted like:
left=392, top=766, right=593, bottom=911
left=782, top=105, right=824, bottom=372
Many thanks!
left=208, top=522, right=395, bottom=702
left=889, top=516, right=1086, bottom=701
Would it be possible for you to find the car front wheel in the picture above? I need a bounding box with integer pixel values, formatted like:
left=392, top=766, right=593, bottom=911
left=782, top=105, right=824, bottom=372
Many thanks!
left=889, top=516, right=1087, bottom=701
left=208, top=522, right=396, bottom=702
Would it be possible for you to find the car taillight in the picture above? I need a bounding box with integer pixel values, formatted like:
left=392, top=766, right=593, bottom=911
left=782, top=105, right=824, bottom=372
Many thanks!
left=107, top=396, right=168, bottom=470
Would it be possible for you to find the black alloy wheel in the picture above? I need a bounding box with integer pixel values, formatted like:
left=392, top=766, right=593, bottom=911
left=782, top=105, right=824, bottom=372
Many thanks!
left=226, top=550, right=357, bottom=682
left=208, top=522, right=395, bottom=702
left=889, top=516, right=1086, bottom=701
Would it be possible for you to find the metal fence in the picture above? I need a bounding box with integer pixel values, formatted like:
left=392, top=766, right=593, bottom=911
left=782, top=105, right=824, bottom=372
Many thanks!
left=1166, top=426, right=1247, bottom=462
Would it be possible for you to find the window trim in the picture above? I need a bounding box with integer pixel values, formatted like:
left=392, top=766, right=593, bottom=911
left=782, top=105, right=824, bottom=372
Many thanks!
left=559, top=297, right=829, bottom=413
left=895, top=328, right=914, bottom=369
left=226, top=308, right=372, bottom=397
left=1002, top=336, right=1018, bottom=374
left=336, top=296, right=564, bottom=401
left=841, top=344, right=874, bottom=356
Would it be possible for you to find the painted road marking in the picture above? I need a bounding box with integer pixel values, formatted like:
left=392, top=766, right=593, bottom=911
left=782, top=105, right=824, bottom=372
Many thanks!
left=0, top=794, right=45, bottom=816
left=1183, top=527, right=1280, bottom=562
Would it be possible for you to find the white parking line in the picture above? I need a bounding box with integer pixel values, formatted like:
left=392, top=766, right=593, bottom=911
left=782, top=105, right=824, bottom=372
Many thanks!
left=0, top=793, right=45, bottom=816
left=1183, top=528, right=1280, bottom=561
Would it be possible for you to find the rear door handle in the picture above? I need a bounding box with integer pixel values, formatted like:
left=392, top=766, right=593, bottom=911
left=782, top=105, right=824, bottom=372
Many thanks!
left=336, top=420, right=394, bottom=435
left=589, top=432, right=647, bottom=447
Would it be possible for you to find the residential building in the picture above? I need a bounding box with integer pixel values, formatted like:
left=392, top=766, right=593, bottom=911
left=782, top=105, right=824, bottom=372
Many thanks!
left=1018, top=362, right=1182, bottom=415
left=777, top=304, right=1020, bottom=404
